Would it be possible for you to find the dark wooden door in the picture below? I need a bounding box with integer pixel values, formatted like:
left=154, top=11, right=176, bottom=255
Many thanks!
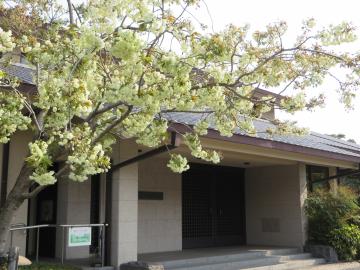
left=182, top=166, right=214, bottom=248
left=182, top=163, right=246, bottom=249
left=36, top=183, right=57, bottom=257
left=214, top=166, right=246, bottom=246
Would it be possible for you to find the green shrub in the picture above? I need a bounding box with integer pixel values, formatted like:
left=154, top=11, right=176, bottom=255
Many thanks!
left=0, top=256, right=7, bottom=270
left=0, top=263, right=6, bottom=270
left=330, top=224, right=360, bottom=261
left=305, top=187, right=360, bottom=245
left=19, top=263, right=80, bottom=270
left=305, top=186, right=360, bottom=260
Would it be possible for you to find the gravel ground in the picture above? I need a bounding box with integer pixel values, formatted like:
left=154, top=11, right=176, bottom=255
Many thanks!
left=300, top=262, right=360, bottom=270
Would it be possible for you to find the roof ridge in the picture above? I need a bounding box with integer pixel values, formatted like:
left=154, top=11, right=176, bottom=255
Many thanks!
left=310, top=132, right=360, bottom=149
left=10, top=62, right=36, bottom=70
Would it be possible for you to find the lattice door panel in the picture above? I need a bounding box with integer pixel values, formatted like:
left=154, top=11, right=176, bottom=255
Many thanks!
left=182, top=163, right=246, bottom=248
left=182, top=170, right=213, bottom=248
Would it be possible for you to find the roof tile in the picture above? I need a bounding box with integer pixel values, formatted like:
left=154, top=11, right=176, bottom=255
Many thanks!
left=164, top=112, right=360, bottom=159
left=3, top=64, right=360, bottom=159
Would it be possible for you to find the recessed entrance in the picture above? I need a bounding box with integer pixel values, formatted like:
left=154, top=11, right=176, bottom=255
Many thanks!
left=36, top=183, right=57, bottom=257
left=182, top=163, right=246, bottom=249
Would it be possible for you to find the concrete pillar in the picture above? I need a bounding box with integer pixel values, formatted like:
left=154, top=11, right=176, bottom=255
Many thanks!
left=329, top=167, right=338, bottom=193
left=57, top=180, right=92, bottom=260
left=298, top=163, right=308, bottom=246
left=6, top=131, right=33, bottom=255
left=111, top=140, right=138, bottom=267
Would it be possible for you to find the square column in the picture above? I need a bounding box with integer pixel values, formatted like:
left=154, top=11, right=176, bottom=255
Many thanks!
left=110, top=140, right=138, bottom=267
left=329, top=167, right=338, bottom=192
left=298, top=163, right=308, bottom=246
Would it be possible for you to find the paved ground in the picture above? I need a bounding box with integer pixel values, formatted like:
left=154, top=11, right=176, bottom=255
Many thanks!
left=138, top=246, right=298, bottom=262
left=303, top=262, right=360, bottom=269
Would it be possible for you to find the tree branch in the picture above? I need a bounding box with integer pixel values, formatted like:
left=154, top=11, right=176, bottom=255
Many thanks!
left=22, top=164, right=70, bottom=199
left=22, top=185, right=46, bottom=199
left=72, top=4, right=82, bottom=24
left=299, top=48, right=346, bottom=63
left=6, top=84, right=42, bottom=133
left=92, top=105, right=133, bottom=144
left=67, top=0, right=74, bottom=24
left=86, top=100, right=130, bottom=123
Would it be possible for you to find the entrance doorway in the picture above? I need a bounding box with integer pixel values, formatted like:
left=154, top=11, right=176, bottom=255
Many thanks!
left=182, top=163, right=246, bottom=249
left=36, top=183, right=57, bottom=257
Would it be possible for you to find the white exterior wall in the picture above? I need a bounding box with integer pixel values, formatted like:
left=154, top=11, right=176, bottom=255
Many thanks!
left=2, top=130, right=348, bottom=262
left=55, top=179, right=92, bottom=259
left=137, top=160, right=308, bottom=253
left=0, top=130, right=94, bottom=259
left=245, top=164, right=307, bottom=247
left=5, top=131, right=33, bottom=255
left=138, top=157, right=182, bottom=254
left=110, top=140, right=139, bottom=266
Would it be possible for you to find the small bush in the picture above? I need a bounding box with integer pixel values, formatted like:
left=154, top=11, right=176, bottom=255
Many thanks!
left=305, top=187, right=360, bottom=245
left=19, top=263, right=80, bottom=270
left=0, top=256, right=7, bottom=270
left=305, top=186, right=360, bottom=261
left=0, top=263, right=6, bottom=270
left=330, top=224, right=360, bottom=261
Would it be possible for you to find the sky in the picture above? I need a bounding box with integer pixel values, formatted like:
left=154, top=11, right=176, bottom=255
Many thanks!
left=189, top=0, right=360, bottom=142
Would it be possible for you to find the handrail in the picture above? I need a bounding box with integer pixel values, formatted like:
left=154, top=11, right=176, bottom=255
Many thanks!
left=10, top=223, right=108, bottom=230
left=9, top=224, right=54, bottom=231
left=9, top=223, right=108, bottom=266
left=59, top=223, right=108, bottom=227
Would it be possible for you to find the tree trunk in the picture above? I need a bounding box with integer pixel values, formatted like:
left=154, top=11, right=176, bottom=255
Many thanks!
left=0, top=164, right=33, bottom=257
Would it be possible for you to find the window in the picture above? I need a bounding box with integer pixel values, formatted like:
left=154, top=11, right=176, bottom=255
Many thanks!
left=307, top=165, right=329, bottom=192
left=337, top=169, right=360, bottom=193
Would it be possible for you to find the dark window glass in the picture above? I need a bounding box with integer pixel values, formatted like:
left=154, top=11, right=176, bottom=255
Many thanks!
left=307, top=165, right=329, bottom=192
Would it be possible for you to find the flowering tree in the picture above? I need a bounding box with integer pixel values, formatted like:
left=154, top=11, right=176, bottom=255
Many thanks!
left=0, top=0, right=360, bottom=256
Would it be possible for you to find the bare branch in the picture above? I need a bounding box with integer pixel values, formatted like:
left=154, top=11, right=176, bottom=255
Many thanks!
left=92, top=105, right=133, bottom=144
left=147, top=30, right=168, bottom=56
left=230, top=40, right=242, bottom=73
left=22, top=185, right=46, bottom=199
left=299, top=48, right=346, bottom=63
left=235, top=49, right=284, bottom=82
left=5, top=84, right=43, bottom=133
left=72, top=4, right=82, bottom=24
left=67, top=0, right=74, bottom=24
left=201, top=0, right=215, bottom=33
left=86, top=100, right=130, bottom=122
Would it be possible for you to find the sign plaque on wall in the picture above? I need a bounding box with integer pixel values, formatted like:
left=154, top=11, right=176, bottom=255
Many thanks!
left=68, top=227, right=92, bottom=247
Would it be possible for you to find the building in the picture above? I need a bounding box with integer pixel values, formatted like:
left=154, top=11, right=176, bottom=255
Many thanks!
left=1, top=61, right=360, bottom=268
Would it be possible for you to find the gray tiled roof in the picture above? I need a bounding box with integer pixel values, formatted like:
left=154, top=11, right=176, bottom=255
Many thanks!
left=2, top=63, right=360, bottom=159
left=0, top=63, right=35, bottom=85
left=163, top=112, right=360, bottom=159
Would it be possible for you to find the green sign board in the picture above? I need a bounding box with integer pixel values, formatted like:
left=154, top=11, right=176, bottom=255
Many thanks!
left=68, top=227, right=92, bottom=247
